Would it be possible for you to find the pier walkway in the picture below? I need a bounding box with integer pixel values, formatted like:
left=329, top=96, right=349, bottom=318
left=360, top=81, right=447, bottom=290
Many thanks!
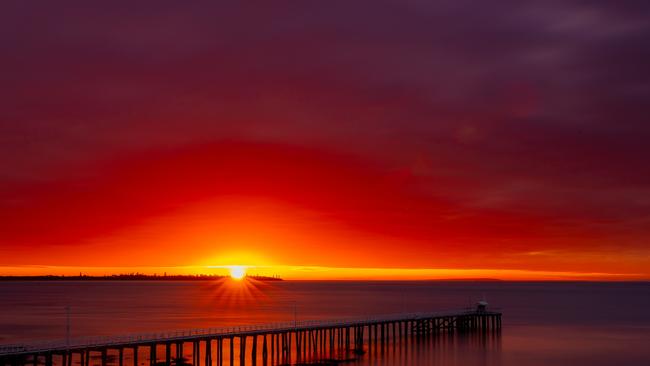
left=0, top=308, right=501, bottom=366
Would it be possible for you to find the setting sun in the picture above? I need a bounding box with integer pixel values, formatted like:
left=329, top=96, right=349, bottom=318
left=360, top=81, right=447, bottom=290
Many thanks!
left=229, top=266, right=246, bottom=280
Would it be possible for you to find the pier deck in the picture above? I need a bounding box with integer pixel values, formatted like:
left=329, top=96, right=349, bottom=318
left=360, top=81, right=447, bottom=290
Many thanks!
left=0, top=309, right=501, bottom=366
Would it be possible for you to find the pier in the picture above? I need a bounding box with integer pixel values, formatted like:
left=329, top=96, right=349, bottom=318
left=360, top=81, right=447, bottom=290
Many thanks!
left=0, top=308, right=501, bottom=366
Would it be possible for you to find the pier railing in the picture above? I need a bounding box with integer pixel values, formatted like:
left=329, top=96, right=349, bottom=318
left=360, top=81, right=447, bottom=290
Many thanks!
left=0, top=308, right=499, bottom=355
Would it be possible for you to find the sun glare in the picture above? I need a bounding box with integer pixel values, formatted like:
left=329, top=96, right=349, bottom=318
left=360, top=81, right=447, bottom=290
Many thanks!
left=229, top=266, right=246, bottom=280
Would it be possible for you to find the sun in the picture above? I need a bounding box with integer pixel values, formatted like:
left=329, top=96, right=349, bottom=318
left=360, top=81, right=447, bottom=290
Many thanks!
left=229, top=266, right=246, bottom=280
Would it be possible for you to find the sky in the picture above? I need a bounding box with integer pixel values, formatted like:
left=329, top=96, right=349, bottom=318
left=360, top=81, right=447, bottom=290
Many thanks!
left=1, top=1, right=650, bottom=280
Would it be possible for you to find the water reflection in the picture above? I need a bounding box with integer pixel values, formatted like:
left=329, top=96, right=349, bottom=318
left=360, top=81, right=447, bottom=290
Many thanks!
left=362, top=330, right=502, bottom=366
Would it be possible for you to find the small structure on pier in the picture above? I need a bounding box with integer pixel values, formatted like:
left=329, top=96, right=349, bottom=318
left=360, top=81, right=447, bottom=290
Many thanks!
left=476, top=300, right=489, bottom=313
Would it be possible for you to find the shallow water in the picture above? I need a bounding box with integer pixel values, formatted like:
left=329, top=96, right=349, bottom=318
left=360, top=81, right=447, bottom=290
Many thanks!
left=1, top=281, right=649, bottom=365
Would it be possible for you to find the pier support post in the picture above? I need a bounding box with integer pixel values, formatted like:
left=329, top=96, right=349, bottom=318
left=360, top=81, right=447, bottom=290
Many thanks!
left=262, top=335, right=268, bottom=366
left=192, top=342, right=197, bottom=366
left=149, top=345, right=155, bottom=366
left=287, top=332, right=292, bottom=363
left=217, top=337, right=223, bottom=366
left=345, top=327, right=350, bottom=353
left=306, top=331, right=311, bottom=357
left=271, top=333, right=280, bottom=363
left=251, top=335, right=257, bottom=366
left=374, top=324, right=378, bottom=349
left=240, top=336, right=246, bottom=366
left=218, top=338, right=223, bottom=366
left=368, top=325, right=372, bottom=353
left=176, top=343, right=182, bottom=361
left=338, top=328, right=342, bottom=350
left=204, top=340, right=210, bottom=366
left=280, top=333, right=285, bottom=363
left=295, top=331, right=299, bottom=359
left=229, top=338, right=233, bottom=366
left=329, top=328, right=334, bottom=357
left=355, top=326, right=364, bottom=353
left=270, top=334, right=275, bottom=364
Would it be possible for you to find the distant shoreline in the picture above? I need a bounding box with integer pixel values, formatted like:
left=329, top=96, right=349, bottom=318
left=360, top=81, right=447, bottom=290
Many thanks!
left=0, top=276, right=645, bottom=282
left=0, top=274, right=283, bottom=281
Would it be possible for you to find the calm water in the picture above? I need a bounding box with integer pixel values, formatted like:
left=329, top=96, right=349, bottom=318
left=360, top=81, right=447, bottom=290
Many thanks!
left=1, top=281, right=649, bottom=365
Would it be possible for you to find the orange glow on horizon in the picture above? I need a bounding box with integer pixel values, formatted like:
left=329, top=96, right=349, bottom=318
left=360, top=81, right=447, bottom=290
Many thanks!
left=0, top=264, right=644, bottom=281
left=1, top=142, right=648, bottom=281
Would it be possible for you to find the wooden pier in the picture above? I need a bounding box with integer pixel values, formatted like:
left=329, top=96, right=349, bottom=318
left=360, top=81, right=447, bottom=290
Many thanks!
left=0, top=308, right=501, bottom=366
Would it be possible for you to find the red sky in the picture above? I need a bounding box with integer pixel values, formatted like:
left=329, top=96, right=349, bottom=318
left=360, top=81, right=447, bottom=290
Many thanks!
left=1, top=1, right=649, bottom=279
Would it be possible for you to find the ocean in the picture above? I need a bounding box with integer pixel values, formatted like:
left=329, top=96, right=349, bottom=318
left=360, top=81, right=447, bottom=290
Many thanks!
left=1, top=281, right=649, bottom=365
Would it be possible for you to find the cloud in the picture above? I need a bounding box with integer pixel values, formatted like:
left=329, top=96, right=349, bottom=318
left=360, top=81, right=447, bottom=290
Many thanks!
left=1, top=1, right=649, bottom=276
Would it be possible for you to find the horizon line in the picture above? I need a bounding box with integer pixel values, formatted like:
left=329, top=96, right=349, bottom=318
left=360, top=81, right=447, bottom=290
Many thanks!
left=0, top=264, right=645, bottom=281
